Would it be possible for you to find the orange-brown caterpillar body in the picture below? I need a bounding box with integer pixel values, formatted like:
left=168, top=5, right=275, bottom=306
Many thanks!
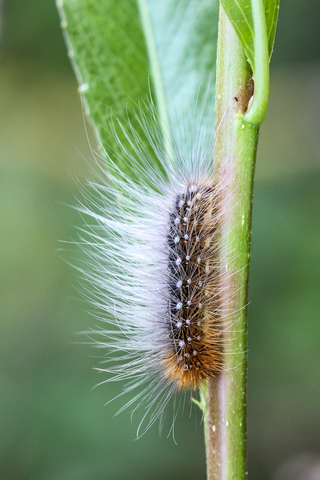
left=163, top=182, right=223, bottom=389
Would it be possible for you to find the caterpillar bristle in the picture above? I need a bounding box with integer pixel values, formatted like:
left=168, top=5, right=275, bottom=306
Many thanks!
left=163, top=181, right=223, bottom=389
left=74, top=101, right=230, bottom=434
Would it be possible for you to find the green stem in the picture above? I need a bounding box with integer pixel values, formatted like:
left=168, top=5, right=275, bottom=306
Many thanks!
left=242, top=0, right=269, bottom=125
left=204, top=6, right=261, bottom=480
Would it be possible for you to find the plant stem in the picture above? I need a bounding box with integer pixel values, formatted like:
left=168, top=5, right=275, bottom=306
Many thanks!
left=242, top=0, right=269, bottom=125
left=204, top=6, right=260, bottom=480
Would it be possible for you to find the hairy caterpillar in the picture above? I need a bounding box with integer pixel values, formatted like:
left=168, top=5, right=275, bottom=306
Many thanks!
left=76, top=107, right=227, bottom=434
left=164, top=182, right=223, bottom=389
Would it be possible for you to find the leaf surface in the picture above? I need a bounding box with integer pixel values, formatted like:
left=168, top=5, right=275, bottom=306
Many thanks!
left=58, top=0, right=219, bottom=167
left=220, top=0, right=279, bottom=70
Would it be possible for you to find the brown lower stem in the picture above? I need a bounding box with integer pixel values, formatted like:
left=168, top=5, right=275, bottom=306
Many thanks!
left=205, top=374, right=226, bottom=479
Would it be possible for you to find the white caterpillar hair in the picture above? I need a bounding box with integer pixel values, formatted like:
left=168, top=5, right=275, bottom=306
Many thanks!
left=75, top=101, right=227, bottom=436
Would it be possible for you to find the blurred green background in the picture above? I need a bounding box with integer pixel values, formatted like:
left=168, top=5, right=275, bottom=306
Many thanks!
left=1, top=1, right=320, bottom=479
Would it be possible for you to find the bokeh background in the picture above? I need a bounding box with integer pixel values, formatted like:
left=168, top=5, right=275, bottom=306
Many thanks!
left=1, top=1, right=320, bottom=479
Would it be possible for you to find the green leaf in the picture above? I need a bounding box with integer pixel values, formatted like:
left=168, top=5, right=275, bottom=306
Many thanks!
left=57, top=0, right=219, bottom=169
left=264, top=0, right=280, bottom=59
left=57, top=0, right=151, bottom=168
left=220, top=0, right=279, bottom=70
